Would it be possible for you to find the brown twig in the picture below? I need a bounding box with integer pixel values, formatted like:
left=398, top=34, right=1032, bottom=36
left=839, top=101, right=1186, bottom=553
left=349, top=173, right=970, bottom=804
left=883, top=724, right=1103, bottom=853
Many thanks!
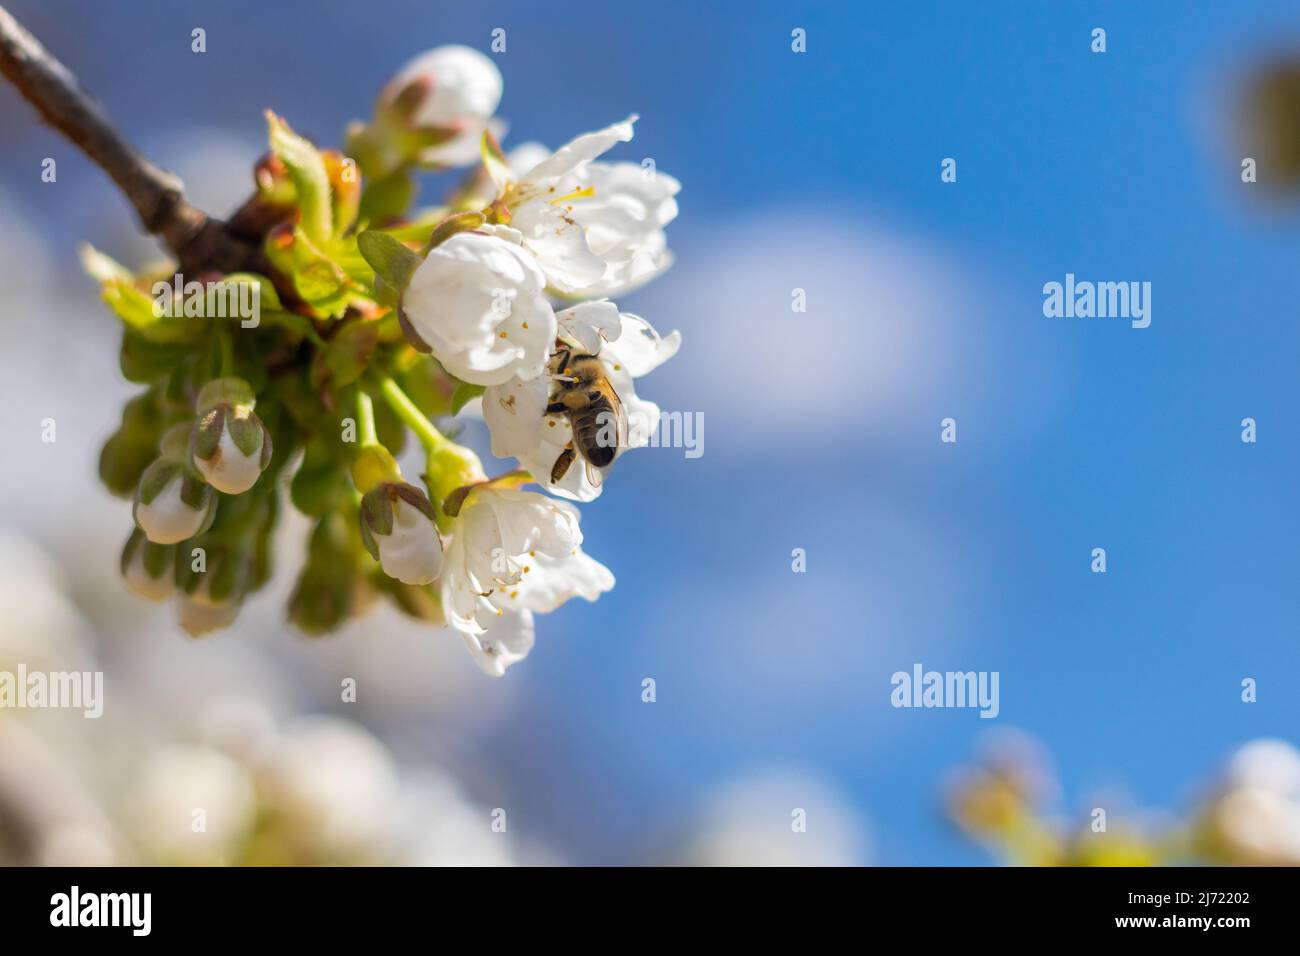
left=0, top=4, right=264, bottom=274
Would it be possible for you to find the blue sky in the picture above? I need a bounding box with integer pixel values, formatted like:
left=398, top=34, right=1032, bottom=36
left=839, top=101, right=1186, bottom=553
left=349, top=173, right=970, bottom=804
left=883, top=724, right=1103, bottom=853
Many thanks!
left=3, top=0, right=1300, bottom=864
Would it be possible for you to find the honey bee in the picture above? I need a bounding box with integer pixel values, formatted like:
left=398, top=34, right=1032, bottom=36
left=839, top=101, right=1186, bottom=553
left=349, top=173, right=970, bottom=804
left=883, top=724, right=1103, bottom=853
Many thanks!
left=546, top=345, right=627, bottom=487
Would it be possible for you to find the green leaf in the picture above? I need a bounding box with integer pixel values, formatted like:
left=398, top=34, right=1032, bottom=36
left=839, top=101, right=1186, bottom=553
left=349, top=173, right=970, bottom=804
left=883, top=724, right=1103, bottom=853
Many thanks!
left=266, top=226, right=359, bottom=319
left=103, top=277, right=204, bottom=344
left=311, top=320, right=379, bottom=390
left=267, top=110, right=332, bottom=245
left=323, top=151, right=362, bottom=240
left=357, top=230, right=421, bottom=294
left=222, top=272, right=283, bottom=311
left=359, top=170, right=417, bottom=226
left=449, top=380, right=485, bottom=415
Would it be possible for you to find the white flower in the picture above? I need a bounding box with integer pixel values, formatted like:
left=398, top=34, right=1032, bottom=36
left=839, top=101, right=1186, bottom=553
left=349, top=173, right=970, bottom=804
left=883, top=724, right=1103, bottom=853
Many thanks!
left=360, top=482, right=444, bottom=586
left=379, top=45, right=503, bottom=167
left=401, top=232, right=557, bottom=386
left=499, top=116, right=680, bottom=296
left=133, top=463, right=215, bottom=545
left=441, top=487, right=613, bottom=674
left=483, top=302, right=681, bottom=500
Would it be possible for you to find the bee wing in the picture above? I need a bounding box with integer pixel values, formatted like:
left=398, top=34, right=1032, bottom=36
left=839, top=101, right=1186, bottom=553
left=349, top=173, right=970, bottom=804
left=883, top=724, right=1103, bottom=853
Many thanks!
left=613, top=400, right=629, bottom=450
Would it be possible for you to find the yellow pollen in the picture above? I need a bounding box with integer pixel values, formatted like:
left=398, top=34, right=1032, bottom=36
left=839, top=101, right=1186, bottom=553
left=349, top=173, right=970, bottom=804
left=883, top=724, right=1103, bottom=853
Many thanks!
left=529, top=550, right=536, bottom=557
left=499, top=331, right=508, bottom=338
left=522, top=322, right=529, bottom=329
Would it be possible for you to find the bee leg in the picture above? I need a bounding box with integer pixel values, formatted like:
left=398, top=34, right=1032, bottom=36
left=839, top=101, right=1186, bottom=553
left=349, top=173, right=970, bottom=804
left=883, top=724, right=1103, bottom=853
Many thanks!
left=551, top=444, right=576, bottom=483
left=545, top=401, right=567, bottom=415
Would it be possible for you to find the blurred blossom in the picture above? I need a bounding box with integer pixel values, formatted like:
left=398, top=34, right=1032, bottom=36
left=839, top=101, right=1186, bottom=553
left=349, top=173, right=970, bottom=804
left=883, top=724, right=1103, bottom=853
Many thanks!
left=0, top=531, right=95, bottom=673
left=672, top=769, right=870, bottom=867
left=126, top=743, right=258, bottom=865
left=948, top=732, right=1300, bottom=867
left=0, top=531, right=523, bottom=866
left=0, top=721, right=122, bottom=866
left=1196, top=739, right=1300, bottom=866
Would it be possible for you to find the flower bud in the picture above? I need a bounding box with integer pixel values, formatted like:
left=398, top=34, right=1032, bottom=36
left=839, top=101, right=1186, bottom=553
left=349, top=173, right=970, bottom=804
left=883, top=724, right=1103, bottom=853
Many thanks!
left=176, top=541, right=251, bottom=609
left=177, top=589, right=241, bottom=638
left=174, top=543, right=251, bottom=638
left=120, top=529, right=176, bottom=602
left=289, top=513, right=368, bottom=636
left=370, top=573, right=445, bottom=626
left=190, top=378, right=273, bottom=495
left=359, top=482, right=443, bottom=586
left=99, top=389, right=168, bottom=498
left=376, top=45, right=502, bottom=168
left=134, top=459, right=217, bottom=545
left=423, top=442, right=487, bottom=531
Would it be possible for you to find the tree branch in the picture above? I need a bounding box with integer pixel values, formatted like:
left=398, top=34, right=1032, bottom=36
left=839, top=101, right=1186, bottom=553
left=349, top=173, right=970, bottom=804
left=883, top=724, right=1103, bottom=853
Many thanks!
left=0, top=4, right=264, bottom=274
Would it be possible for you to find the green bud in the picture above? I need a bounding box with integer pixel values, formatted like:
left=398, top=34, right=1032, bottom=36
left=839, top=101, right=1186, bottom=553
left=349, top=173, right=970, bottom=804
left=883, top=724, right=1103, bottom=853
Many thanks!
left=358, top=481, right=442, bottom=586
left=190, top=382, right=273, bottom=495
left=289, top=512, right=367, bottom=635
left=351, top=444, right=402, bottom=494
left=423, top=442, right=487, bottom=531
left=197, top=377, right=257, bottom=414
left=99, top=390, right=169, bottom=498
left=133, top=459, right=217, bottom=545
left=120, top=528, right=176, bottom=603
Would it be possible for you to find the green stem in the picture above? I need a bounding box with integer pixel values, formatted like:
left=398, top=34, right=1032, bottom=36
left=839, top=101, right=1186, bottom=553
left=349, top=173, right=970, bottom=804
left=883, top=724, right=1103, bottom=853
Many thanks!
left=375, top=374, right=448, bottom=451
left=355, top=389, right=379, bottom=447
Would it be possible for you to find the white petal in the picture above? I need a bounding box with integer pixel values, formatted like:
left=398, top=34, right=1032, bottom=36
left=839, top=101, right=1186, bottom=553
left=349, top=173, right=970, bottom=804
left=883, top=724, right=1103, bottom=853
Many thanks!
left=376, top=499, right=443, bottom=586
left=510, top=200, right=606, bottom=293
left=403, top=233, right=557, bottom=386
left=604, top=312, right=681, bottom=378
left=557, top=300, right=623, bottom=353
left=520, top=115, right=637, bottom=185
left=482, top=376, right=549, bottom=460
left=459, top=608, right=535, bottom=677
left=516, top=549, right=614, bottom=613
